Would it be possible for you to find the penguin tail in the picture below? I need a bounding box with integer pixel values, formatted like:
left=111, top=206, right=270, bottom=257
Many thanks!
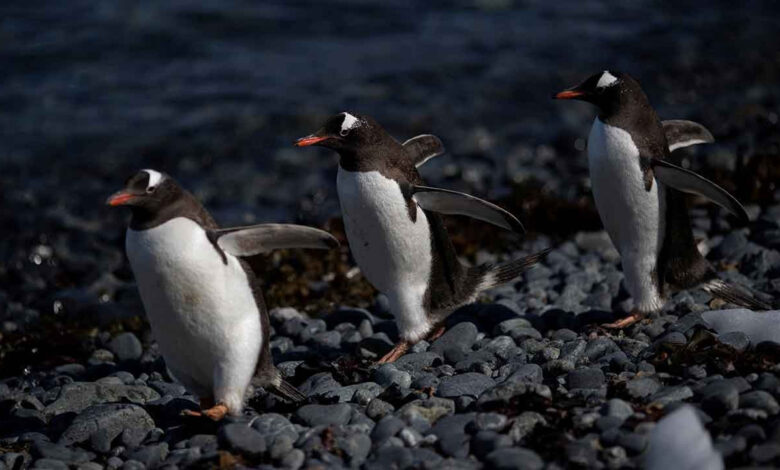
left=701, top=278, right=772, bottom=310
left=475, top=247, right=552, bottom=292
left=271, top=378, right=307, bottom=403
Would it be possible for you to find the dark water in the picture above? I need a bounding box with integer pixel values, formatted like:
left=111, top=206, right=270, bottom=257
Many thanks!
left=1, top=0, right=779, bottom=226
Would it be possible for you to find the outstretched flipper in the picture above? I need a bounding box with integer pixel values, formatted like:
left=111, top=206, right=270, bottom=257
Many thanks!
left=651, top=159, right=749, bottom=223
left=407, top=184, right=525, bottom=234
left=474, top=248, right=552, bottom=290
left=702, top=279, right=771, bottom=311
left=271, top=379, right=307, bottom=403
left=209, top=224, right=339, bottom=258
left=662, top=120, right=715, bottom=152
left=403, top=134, right=445, bottom=167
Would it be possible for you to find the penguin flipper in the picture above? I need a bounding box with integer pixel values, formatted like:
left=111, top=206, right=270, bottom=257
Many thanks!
left=651, top=159, right=749, bottom=223
left=662, top=120, right=714, bottom=152
left=403, top=134, right=445, bottom=167
left=210, top=224, right=339, bottom=257
left=271, top=379, right=307, bottom=403
left=702, top=279, right=772, bottom=311
left=409, top=184, right=525, bottom=234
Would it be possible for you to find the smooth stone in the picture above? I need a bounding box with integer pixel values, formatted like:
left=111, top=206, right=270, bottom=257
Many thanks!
left=430, top=413, right=476, bottom=458
left=485, top=447, right=544, bottom=470
left=366, top=398, right=394, bottom=420
left=44, top=382, right=160, bottom=416
left=507, top=412, right=546, bottom=443
left=126, top=443, right=168, bottom=468
left=295, top=404, right=352, bottom=427
left=430, top=322, right=478, bottom=363
left=59, top=404, right=154, bottom=451
left=626, top=376, right=662, bottom=399
left=601, top=398, right=633, bottom=420
left=251, top=413, right=298, bottom=446
left=219, top=424, right=266, bottom=458
left=650, top=386, right=693, bottom=407
left=108, top=332, right=143, bottom=362
left=437, top=373, right=495, bottom=398
left=740, top=390, right=780, bottom=415
left=701, top=380, right=739, bottom=415
left=567, top=367, right=605, bottom=389
left=374, top=364, right=412, bottom=389
left=703, top=309, right=780, bottom=344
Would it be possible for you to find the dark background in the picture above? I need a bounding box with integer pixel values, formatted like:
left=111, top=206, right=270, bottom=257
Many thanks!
left=1, top=1, right=778, bottom=370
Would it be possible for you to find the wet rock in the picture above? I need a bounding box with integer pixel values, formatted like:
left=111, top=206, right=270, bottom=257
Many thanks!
left=717, top=331, right=750, bottom=352
left=626, top=376, right=662, bottom=399
left=601, top=398, right=633, bottom=420
left=650, top=386, right=693, bottom=407
left=507, top=412, right=546, bottom=444
left=374, top=364, right=412, bottom=389
left=430, top=413, right=475, bottom=458
left=371, top=416, right=405, bottom=442
left=337, top=433, right=371, bottom=466
left=366, top=398, right=394, bottom=420
left=108, top=333, right=143, bottom=362
left=44, top=382, right=160, bottom=416
left=126, top=443, right=168, bottom=468
left=567, top=367, right=605, bottom=389
left=437, top=373, right=495, bottom=398
left=430, top=322, right=478, bottom=363
left=251, top=413, right=298, bottom=446
left=703, top=309, right=780, bottom=344
left=59, top=404, right=154, bottom=451
left=739, top=390, right=779, bottom=415
left=219, top=423, right=266, bottom=458
left=295, top=403, right=352, bottom=427
left=701, top=380, right=739, bottom=415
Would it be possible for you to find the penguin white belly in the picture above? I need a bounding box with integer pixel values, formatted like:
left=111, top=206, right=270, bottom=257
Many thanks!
left=337, top=168, right=433, bottom=342
left=126, top=217, right=262, bottom=412
left=588, top=118, right=664, bottom=313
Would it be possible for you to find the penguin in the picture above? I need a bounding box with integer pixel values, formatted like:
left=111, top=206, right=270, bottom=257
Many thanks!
left=553, top=71, right=771, bottom=328
left=295, top=112, right=550, bottom=363
left=107, top=169, right=338, bottom=419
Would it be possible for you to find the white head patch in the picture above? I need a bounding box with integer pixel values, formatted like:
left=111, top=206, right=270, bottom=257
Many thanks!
left=340, top=112, right=361, bottom=133
left=596, top=71, right=619, bottom=89
left=143, top=169, right=165, bottom=189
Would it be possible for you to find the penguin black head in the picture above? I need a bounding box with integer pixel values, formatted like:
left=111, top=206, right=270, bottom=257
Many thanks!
left=107, top=169, right=182, bottom=215
left=294, top=112, right=386, bottom=155
left=553, top=70, right=647, bottom=118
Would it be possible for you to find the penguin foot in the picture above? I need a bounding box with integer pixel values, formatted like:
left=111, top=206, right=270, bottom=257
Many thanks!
left=426, top=324, right=446, bottom=342
left=602, top=311, right=645, bottom=329
left=181, top=402, right=228, bottom=421
left=377, top=341, right=410, bottom=364
left=202, top=403, right=229, bottom=421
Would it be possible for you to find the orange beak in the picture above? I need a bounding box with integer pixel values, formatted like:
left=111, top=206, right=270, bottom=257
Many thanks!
left=553, top=90, right=586, bottom=100
left=294, top=135, right=330, bottom=147
left=106, top=191, right=136, bottom=206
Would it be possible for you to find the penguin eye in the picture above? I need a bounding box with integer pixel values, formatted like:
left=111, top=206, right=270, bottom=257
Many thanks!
left=339, top=128, right=350, bottom=137
left=146, top=186, right=156, bottom=194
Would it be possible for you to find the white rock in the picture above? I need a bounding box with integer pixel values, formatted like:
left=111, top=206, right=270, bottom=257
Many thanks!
left=702, top=309, right=780, bottom=344
left=645, top=405, right=723, bottom=470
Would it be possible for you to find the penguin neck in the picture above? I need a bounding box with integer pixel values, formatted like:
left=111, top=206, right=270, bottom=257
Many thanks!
left=598, top=91, right=659, bottom=133
left=129, top=192, right=214, bottom=231
left=337, top=139, right=396, bottom=173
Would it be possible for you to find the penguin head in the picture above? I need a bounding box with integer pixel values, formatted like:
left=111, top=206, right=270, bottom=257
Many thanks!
left=554, top=70, right=643, bottom=116
left=106, top=169, right=181, bottom=214
left=294, top=112, right=384, bottom=154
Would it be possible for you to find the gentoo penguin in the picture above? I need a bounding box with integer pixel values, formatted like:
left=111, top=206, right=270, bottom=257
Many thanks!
left=107, top=169, right=337, bottom=419
left=295, top=113, right=550, bottom=363
left=554, top=71, right=770, bottom=328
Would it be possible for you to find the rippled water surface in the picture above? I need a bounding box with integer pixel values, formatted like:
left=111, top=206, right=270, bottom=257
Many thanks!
left=2, top=0, right=779, bottom=224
